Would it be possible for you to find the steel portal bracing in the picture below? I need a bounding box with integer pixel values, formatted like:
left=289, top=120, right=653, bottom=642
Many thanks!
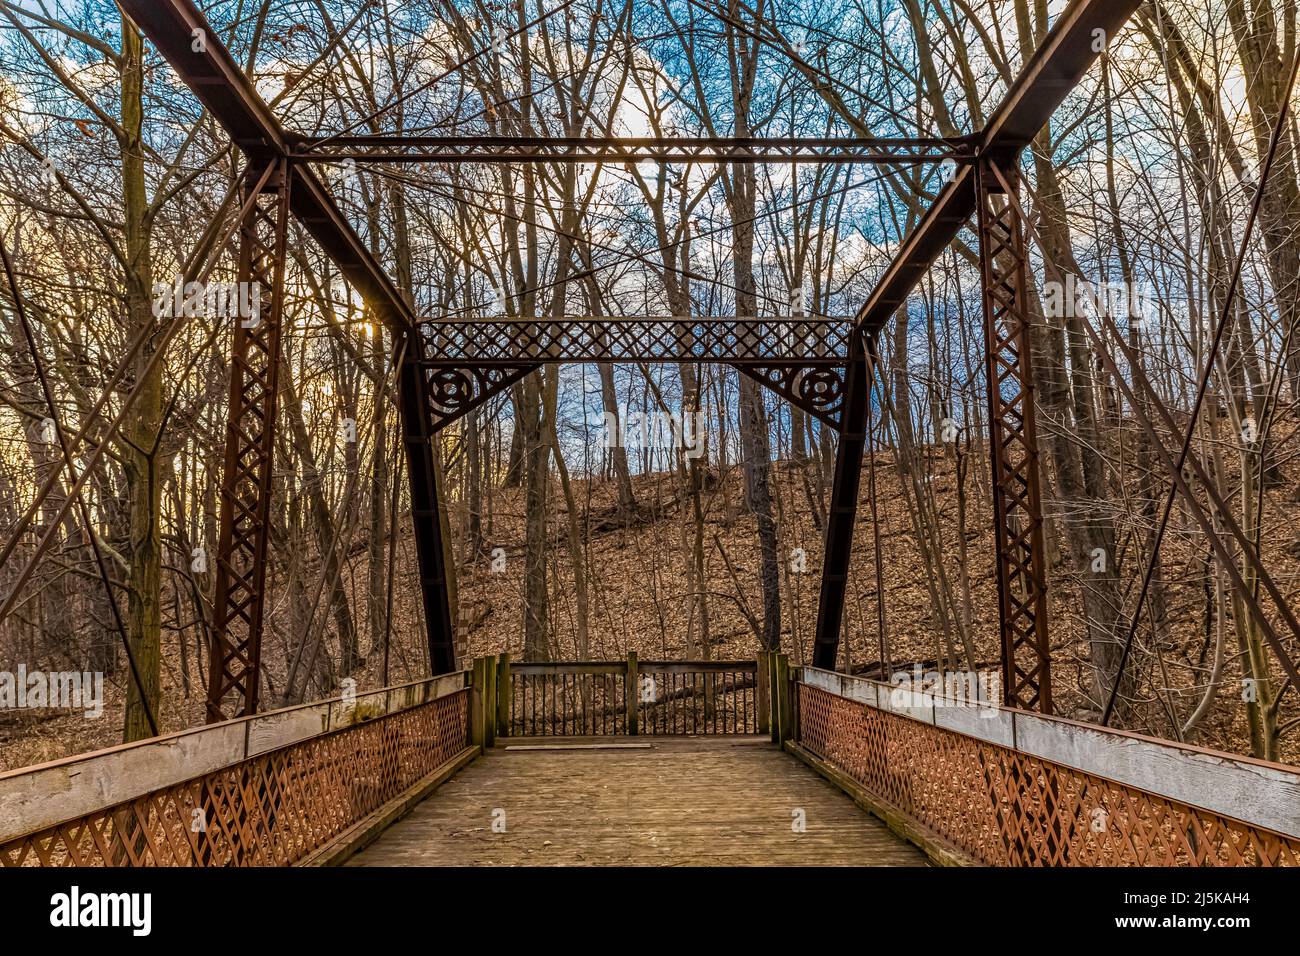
left=118, top=0, right=1152, bottom=722
left=293, top=134, right=972, bottom=165
left=418, top=317, right=856, bottom=428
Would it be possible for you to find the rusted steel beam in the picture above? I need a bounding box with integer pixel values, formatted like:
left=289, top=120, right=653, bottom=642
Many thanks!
left=396, top=328, right=458, bottom=674
left=976, top=159, right=1051, bottom=713
left=207, top=160, right=291, bottom=721
left=855, top=0, right=1144, bottom=333
left=811, top=333, right=871, bottom=669
left=293, top=134, right=972, bottom=165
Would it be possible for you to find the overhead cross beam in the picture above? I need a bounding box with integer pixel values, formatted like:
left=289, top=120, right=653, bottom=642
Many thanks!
left=294, top=135, right=973, bottom=165
left=417, top=317, right=856, bottom=429
left=417, top=317, right=852, bottom=364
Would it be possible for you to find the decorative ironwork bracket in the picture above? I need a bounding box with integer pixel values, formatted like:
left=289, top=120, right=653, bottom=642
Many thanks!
left=420, top=361, right=852, bottom=433
left=418, top=318, right=856, bottom=432
left=735, top=364, right=849, bottom=430
left=424, top=364, right=539, bottom=432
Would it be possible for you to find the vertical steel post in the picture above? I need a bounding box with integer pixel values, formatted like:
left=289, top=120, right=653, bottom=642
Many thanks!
left=812, top=334, right=870, bottom=670
left=206, top=159, right=290, bottom=722
left=975, top=156, right=1052, bottom=712
left=395, top=325, right=458, bottom=674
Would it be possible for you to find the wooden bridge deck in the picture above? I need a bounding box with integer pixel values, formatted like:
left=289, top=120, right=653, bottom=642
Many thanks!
left=348, top=737, right=926, bottom=866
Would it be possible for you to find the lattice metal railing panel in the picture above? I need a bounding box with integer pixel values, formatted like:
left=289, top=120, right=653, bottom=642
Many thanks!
left=0, top=690, right=469, bottom=867
left=976, top=159, right=1051, bottom=712
left=418, top=318, right=852, bottom=365
left=797, top=684, right=1300, bottom=866
left=208, top=160, right=291, bottom=721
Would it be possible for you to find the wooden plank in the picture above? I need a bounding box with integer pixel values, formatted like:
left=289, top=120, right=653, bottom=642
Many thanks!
left=470, top=657, right=486, bottom=748
left=484, top=654, right=497, bottom=748
left=245, top=701, right=332, bottom=757
left=496, top=653, right=511, bottom=737
left=0, top=721, right=246, bottom=843
left=504, top=744, right=654, bottom=751
left=508, top=661, right=627, bottom=676
left=638, top=661, right=758, bottom=674
left=349, top=738, right=927, bottom=866
left=774, top=654, right=791, bottom=742
left=625, top=652, right=639, bottom=736
left=506, top=660, right=756, bottom=675
left=933, top=699, right=1015, bottom=749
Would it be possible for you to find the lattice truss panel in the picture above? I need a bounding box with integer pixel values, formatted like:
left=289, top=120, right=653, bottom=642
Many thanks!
left=418, top=318, right=853, bottom=431
left=208, top=162, right=290, bottom=722
left=0, top=692, right=469, bottom=867
left=976, top=160, right=1051, bottom=712
left=798, top=685, right=1300, bottom=866
left=420, top=317, right=852, bottom=364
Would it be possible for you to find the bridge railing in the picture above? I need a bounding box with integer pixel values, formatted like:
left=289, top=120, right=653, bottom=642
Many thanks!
left=0, top=672, right=471, bottom=866
left=786, top=665, right=1300, bottom=866
left=495, top=654, right=768, bottom=738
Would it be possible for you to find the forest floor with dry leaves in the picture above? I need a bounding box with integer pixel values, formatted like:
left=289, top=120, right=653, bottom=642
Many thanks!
left=6, top=441, right=1300, bottom=771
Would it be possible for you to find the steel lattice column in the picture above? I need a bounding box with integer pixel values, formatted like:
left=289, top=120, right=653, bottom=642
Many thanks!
left=976, top=157, right=1052, bottom=713
left=811, top=333, right=870, bottom=670
left=207, top=160, right=291, bottom=721
left=396, top=327, right=457, bottom=673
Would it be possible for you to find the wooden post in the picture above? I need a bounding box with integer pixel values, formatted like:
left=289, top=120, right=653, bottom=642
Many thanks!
left=788, top=659, right=801, bottom=742
left=625, top=651, right=639, bottom=736
left=483, top=654, right=497, bottom=748
left=496, top=652, right=511, bottom=738
left=775, top=653, right=791, bottom=743
left=769, top=651, right=781, bottom=743
left=756, top=652, right=771, bottom=736
left=470, top=657, right=486, bottom=748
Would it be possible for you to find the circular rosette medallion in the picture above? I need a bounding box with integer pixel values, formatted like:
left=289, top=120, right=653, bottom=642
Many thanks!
left=796, top=367, right=844, bottom=410
left=427, top=368, right=476, bottom=413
